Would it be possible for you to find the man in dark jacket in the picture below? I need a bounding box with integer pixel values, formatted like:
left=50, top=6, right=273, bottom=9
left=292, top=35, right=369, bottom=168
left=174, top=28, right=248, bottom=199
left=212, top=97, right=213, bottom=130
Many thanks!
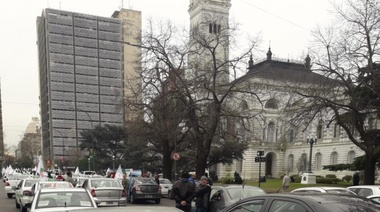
left=172, top=172, right=196, bottom=212
left=195, top=176, right=211, bottom=212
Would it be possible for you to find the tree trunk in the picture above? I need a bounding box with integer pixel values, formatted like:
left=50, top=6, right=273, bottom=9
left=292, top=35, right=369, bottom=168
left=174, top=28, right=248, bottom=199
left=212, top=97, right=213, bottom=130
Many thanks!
left=195, top=150, right=208, bottom=179
left=363, top=154, right=376, bottom=185
left=162, top=149, right=173, bottom=181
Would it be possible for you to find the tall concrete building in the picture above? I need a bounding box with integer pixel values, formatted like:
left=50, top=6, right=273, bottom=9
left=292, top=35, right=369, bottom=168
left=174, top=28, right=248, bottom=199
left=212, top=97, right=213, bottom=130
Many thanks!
left=36, top=8, right=141, bottom=167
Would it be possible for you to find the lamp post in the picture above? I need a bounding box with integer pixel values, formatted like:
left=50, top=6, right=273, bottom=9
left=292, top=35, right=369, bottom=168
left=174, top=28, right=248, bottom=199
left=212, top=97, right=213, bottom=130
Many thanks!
left=306, top=136, right=317, bottom=173
left=76, top=108, right=95, bottom=171
left=112, top=155, right=115, bottom=172
left=53, top=129, right=65, bottom=169
left=88, top=157, right=90, bottom=171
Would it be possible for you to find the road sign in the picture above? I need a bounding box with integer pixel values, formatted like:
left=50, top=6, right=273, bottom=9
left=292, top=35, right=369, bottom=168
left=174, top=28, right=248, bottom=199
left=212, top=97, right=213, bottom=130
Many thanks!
left=255, top=157, right=266, bottom=163
left=172, top=153, right=180, bottom=161
left=257, top=150, right=264, bottom=156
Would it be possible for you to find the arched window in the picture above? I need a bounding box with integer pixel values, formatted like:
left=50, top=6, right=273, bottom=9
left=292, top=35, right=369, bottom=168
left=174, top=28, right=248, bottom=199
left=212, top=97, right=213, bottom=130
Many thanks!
left=265, top=99, right=278, bottom=109
left=333, top=123, right=340, bottom=138
left=267, top=122, right=275, bottom=142
left=330, top=152, right=338, bottom=165
left=288, top=155, right=294, bottom=172
left=347, top=151, right=355, bottom=164
left=317, top=120, right=323, bottom=139
left=315, top=153, right=322, bottom=171
left=288, top=129, right=294, bottom=142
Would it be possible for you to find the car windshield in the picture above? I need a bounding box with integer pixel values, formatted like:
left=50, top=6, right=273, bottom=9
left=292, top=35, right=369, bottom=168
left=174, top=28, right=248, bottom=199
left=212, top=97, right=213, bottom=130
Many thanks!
left=36, top=191, right=93, bottom=208
left=39, top=182, right=73, bottom=189
left=136, top=178, right=156, bottom=184
left=160, top=179, right=171, bottom=184
left=25, top=179, right=40, bottom=187
left=306, top=195, right=379, bottom=212
left=226, top=187, right=265, bottom=199
left=91, top=179, right=120, bottom=188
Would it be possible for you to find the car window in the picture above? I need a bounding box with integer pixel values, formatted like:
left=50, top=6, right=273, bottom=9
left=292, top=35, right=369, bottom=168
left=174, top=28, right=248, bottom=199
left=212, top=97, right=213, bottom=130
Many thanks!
left=269, top=200, right=308, bottom=212
left=357, top=188, right=373, bottom=197
left=211, top=190, right=222, bottom=201
left=36, top=191, right=93, bottom=208
left=228, top=200, right=264, bottom=212
left=25, top=179, right=40, bottom=187
left=370, top=197, right=380, bottom=204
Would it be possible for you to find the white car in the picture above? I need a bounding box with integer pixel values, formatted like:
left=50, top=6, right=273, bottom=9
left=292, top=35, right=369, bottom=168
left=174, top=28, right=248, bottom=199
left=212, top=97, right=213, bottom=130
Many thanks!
left=5, top=174, right=32, bottom=198
left=290, top=187, right=357, bottom=195
left=31, top=181, right=74, bottom=195
left=348, top=185, right=380, bottom=197
left=25, top=188, right=97, bottom=212
left=159, top=178, right=173, bottom=198
left=15, top=178, right=41, bottom=212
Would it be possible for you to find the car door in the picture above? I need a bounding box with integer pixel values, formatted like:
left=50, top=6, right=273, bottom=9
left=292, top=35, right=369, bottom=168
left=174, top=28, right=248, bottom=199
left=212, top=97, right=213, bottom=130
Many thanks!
left=15, top=180, right=24, bottom=205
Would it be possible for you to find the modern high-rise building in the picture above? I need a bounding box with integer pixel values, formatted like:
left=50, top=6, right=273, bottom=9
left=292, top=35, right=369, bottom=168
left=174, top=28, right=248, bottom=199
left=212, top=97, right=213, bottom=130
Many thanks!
left=36, top=8, right=141, bottom=167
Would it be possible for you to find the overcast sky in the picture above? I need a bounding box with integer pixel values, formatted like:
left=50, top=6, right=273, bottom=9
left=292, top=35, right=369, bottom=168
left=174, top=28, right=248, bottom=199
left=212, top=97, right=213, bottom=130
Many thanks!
left=0, top=0, right=333, bottom=149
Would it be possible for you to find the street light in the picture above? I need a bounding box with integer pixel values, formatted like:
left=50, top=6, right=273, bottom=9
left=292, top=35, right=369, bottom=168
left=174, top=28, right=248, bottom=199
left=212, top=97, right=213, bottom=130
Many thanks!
left=306, top=136, right=317, bottom=173
left=112, top=155, right=115, bottom=172
left=53, top=129, right=65, bottom=169
left=88, top=157, right=91, bottom=171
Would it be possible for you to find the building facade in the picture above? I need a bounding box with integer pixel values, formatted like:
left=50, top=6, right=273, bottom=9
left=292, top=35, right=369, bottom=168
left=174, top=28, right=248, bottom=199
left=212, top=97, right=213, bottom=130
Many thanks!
left=187, top=0, right=369, bottom=180
left=36, top=8, right=141, bottom=167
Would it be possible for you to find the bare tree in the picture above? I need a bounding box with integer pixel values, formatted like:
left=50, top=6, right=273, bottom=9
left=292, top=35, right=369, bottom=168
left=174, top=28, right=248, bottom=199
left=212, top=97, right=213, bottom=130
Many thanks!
left=124, top=13, right=261, bottom=179
left=295, top=0, right=380, bottom=184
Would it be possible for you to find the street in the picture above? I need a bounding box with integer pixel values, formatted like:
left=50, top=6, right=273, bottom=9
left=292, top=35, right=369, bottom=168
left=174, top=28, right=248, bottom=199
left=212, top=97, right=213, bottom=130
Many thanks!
left=0, top=181, right=176, bottom=212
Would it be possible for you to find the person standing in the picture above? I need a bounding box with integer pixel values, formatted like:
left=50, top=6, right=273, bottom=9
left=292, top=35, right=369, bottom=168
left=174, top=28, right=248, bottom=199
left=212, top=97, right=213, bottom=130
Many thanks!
left=353, top=172, right=360, bottom=186
left=189, top=173, right=196, bottom=185
left=195, top=176, right=211, bottom=212
left=66, top=171, right=76, bottom=187
left=282, top=173, right=291, bottom=193
left=172, top=172, right=196, bottom=212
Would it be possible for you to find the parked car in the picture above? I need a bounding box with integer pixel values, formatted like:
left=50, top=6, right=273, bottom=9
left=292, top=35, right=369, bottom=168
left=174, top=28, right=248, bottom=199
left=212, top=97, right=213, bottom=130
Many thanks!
left=366, top=194, right=380, bottom=204
left=60, top=206, right=184, bottom=212
left=219, top=194, right=380, bottom=212
left=15, top=178, right=41, bottom=212
left=290, top=187, right=357, bottom=195
left=348, top=185, right=380, bottom=197
left=82, top=178, right=127, bottom=206
left=159, top=178, right=173, bottom=198
left=208, top=185, right=266, bottom=212
left=128, top=177, right=161, bottom=204
left=24, top=188, right=97, bottom=212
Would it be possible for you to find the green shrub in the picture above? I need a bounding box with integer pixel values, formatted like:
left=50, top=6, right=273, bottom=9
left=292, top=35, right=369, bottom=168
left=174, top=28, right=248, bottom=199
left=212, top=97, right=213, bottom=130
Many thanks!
left=325, top=174, right=337, bottom=179
left=292, top=175, right=301, bottom=183
left=342, top=175, right=352, bottom=182
left=316, top=177, right=340, bottom=184
left=221, top=177, right=235, bottom=184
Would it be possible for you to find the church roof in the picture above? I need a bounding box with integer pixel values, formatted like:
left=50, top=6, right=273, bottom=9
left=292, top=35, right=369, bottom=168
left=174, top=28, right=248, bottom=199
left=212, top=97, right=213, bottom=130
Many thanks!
left=236, top=54, right=335, bottom=86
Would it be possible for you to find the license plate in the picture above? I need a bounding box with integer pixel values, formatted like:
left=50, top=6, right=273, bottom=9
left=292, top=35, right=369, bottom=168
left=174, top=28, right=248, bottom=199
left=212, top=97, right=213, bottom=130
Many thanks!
left=145, top=195, right=153, bottom=198
left=106, top=202, right=114, bottom=205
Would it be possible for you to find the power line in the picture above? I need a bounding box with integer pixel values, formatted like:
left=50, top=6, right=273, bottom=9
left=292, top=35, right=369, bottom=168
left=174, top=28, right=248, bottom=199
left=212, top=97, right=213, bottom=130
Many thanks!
left=237, top=0, right=312, bottom=32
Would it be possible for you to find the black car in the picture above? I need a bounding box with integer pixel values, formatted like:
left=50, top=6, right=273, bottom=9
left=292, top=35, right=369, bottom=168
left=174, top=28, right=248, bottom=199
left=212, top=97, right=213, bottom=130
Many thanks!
left=128, top=177, right=161, bottom=204
left=220, top=193, right=380, bottom=212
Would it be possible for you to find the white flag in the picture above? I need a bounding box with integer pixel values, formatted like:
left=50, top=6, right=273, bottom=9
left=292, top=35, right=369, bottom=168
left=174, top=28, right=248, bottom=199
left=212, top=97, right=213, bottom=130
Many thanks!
left=114, top=165, right=123, bottom=179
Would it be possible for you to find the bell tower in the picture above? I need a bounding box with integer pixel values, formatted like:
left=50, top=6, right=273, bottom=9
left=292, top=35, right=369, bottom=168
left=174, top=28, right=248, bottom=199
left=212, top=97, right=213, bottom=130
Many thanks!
left=188, top=0, right=232, bottom=84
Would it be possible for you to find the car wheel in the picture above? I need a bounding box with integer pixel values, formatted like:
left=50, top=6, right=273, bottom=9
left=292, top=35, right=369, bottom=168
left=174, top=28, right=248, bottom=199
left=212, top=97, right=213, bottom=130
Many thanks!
left=155, top=199, right=161, bottom=204
left=15, top=199, right=20, bottom=208
left=21, top=204, right=27, bottom=212
left=7, top=193, right=13, bottom=198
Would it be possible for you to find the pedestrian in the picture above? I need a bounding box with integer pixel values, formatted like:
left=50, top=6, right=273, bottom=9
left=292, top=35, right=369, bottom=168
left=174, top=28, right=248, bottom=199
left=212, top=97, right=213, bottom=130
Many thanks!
left=204, top=173, right=213, bottom=186
left=172, top=172, right=196, bottom=212
left=194, top=176, right=211, bottom=212
left=56, top=172, right=65, bottom=181
left=282, top=173, right=291, bottom=193
left=234, top=171, right=243, bottom=184
left=189, top=173, right=196, bottom=185
left=353, top=172, right=360, bottom=186
left=66, top=171, right=76, bottom=187
left=154, top=174, right=160, bottom=185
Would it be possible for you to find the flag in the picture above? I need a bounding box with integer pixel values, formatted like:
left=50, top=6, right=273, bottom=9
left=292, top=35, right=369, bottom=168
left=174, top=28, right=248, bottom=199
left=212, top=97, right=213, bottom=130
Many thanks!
left=74, top=167, right=80, bottom=175
left=114, top=165, right=124, bottom=179
left=36, top=155, right=45, bottom=178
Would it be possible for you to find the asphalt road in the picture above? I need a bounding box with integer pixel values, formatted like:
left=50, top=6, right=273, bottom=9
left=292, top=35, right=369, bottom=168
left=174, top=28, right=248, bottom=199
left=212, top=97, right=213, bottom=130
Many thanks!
left=0, top=179, right=176, bottom=212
